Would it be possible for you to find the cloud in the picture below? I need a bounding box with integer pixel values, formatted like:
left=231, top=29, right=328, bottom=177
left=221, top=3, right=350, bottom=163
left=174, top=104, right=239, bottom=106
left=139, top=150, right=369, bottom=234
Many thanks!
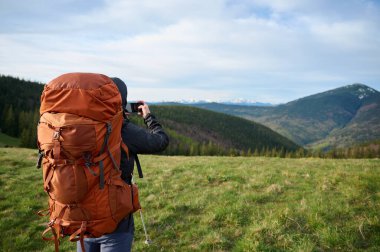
left=308, top=19, right=379, bottom=51
left=1, top=0, right=379, bottom=103
left=128, top=87, right=232, bottom=102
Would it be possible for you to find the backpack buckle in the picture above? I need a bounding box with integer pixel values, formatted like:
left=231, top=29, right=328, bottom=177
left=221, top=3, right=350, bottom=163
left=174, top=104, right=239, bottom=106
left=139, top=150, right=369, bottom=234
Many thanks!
left=53, top=128, right=61, bottom=140
left=36, top=151, right=44, bottom=169
left=106, top=123, right=112, bottom=134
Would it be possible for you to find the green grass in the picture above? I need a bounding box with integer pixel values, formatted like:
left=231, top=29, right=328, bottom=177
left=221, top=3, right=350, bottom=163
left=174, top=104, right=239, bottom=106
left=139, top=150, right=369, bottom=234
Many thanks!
left=1, top=148, right=379, bottom=251
left=0, top=132, right=20, bottom=147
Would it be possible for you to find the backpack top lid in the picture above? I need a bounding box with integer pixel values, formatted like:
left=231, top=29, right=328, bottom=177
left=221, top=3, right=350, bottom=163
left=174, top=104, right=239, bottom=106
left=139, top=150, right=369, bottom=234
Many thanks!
left=40, top=72, right=122, bottom=122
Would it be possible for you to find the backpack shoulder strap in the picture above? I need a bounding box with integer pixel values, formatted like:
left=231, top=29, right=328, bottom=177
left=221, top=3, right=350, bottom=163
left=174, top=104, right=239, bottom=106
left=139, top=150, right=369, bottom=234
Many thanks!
left=121, top=141, right=143, bottom=178
left=134, top=154, right=143, bottom=178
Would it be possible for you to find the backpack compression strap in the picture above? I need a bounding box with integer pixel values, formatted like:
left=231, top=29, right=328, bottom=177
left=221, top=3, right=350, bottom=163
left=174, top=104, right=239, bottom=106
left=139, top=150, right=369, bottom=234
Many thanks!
left=98, top=123, right=112, bottom=189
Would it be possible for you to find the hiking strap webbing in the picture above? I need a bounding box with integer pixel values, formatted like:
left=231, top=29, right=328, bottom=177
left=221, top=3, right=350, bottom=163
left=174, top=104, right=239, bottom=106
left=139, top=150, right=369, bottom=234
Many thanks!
left=69, top=222, right=87, bottom=252
left=36, top=150, right=44, bottom=168
left=108, top=145, right=119, bottom=171
left=52, top=127, right=62, bottom=159
left=98, top=123, right=112, bottom=189
left=37, top=207, right=50, bottom=217
left=44, top=166, right=54, bottom=191
left=135, top=154, right=143, bottom=178
left=120, top=142, right=143, bottom=178
left=121, top=141, right=130, bottom=160
left=42, top=205, right=68, bottom=252
left=42, top=226, right=60, bottom=252
left=98, top=162, right=105, bottom=189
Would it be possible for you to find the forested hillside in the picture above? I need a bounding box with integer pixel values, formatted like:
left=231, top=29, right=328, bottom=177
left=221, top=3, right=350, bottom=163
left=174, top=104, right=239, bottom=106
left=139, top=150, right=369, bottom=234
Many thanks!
left=0, top=75, right=300, bottom=156
left=0, top=75, right=43, bottom=147
left=145, top=106, right=300, bottom=156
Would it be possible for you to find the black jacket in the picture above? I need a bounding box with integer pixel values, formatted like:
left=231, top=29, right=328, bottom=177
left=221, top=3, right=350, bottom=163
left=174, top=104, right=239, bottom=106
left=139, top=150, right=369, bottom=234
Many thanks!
left=120, top=113, right=169, bottom=184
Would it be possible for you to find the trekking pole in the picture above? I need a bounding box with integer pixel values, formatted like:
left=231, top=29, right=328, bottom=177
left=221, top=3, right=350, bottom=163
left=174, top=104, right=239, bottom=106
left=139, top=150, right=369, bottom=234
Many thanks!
left=139, top=209, right=152, bottom=245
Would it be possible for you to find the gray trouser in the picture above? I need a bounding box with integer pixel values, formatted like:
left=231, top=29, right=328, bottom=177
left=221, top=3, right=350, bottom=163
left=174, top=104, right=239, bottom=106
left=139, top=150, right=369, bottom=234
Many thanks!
left=77, top=214, right=134, bottom=252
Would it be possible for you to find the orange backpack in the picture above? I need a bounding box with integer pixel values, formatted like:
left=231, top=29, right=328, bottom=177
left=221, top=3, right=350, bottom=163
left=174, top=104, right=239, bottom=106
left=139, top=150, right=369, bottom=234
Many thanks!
left=36, top=73, right=139, bottom=251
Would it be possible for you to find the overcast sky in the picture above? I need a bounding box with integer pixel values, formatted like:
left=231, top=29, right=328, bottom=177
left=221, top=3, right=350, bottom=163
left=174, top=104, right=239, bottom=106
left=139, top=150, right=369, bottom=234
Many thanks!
left=1, top=0, right=379, bottom=103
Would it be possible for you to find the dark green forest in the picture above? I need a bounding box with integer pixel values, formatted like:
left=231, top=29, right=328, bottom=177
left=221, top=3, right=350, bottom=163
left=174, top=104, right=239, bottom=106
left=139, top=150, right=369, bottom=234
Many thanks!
left=147, top=105, right=300, bottom=156
left=0, top=75, right=43, bottom=147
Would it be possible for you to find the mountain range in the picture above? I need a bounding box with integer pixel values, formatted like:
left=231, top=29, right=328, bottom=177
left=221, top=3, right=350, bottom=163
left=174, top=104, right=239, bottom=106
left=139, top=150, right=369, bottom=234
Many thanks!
left=1, top=74, right=379, bottom=152
left=156, top=100, right=272, bottom=107
left=189, top=84, right=380, bottom=150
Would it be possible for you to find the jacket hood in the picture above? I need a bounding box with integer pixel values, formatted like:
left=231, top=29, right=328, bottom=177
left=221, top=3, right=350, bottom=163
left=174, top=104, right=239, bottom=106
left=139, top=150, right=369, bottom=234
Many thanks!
left=111, top=77, right=127, bottom=110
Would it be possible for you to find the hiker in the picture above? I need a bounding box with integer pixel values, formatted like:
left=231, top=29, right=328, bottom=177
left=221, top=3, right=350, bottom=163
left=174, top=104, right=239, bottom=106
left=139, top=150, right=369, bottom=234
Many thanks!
left=77, top=77, right=169, bottom=252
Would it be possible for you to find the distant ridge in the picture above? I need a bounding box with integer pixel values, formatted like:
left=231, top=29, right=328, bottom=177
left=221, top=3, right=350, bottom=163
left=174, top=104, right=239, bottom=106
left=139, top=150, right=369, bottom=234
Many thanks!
left=190, top=84, right=380, bottom=150
left=155, top=101, right=273, bottom=107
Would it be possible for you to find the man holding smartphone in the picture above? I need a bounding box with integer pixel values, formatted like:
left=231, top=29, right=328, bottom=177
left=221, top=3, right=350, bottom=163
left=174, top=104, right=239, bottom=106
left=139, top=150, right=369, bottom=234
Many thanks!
left=77, top=77, right=169, bottom=252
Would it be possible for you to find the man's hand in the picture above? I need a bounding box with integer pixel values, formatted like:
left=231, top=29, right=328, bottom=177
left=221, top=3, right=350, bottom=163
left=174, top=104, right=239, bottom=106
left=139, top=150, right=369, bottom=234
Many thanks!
left=138, top=101, right=151, bottom=119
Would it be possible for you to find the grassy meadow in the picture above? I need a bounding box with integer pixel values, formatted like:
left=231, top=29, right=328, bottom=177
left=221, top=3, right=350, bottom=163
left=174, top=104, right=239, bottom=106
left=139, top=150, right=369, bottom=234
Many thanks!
left=0, top=132, right=20, bottom=147
left=0, top=147, right=379, bottom=251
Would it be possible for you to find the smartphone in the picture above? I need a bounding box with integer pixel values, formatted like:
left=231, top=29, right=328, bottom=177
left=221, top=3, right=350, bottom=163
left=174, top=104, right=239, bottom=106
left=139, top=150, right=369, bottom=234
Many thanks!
left=125, top=102, right=143, bottom=113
